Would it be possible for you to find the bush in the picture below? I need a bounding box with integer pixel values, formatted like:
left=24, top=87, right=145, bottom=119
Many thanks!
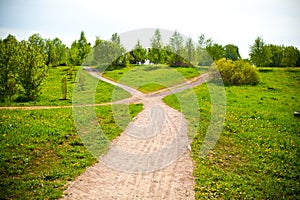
left=210, top=58, right=259, bottom=85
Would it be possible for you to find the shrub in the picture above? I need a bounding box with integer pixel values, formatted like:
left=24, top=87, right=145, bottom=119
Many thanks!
left=210, top=58, right=259, bottom=85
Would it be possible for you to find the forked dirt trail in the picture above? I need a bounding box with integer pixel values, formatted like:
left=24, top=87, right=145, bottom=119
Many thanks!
left=62, top=68, right=208, bottom=200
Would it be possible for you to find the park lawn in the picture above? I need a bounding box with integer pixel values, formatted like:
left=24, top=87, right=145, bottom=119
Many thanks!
left=163, top=67, right=300, bottom=199
left=0, top=104, right=143, bottom=199
left=0, top=66, right=130, bottom=107
left=102, top=64, right=202, bottom=93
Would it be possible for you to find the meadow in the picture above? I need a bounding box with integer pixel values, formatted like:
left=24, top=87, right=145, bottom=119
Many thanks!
left=0, top=65, right=143, bottom=198
left=163, top=67, right=300, bottom=199
left=102, top=64, right=201, bottom=93
left=0, top=66, right=130, bottom=106
left=0, top=104, right=143, bottom=199
left=1, top=64, right=299, bottom=199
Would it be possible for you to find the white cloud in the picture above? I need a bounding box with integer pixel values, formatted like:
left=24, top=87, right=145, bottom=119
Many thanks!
left=1, top=0, right=299, bottom=58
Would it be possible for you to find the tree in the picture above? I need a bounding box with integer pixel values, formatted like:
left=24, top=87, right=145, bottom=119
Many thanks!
left=93, top=34, right=126, bottom=70
left=131, top=40, right=147, bottom=64
left=45, top=38, right=67, bottom=67
left=198, top=33, right=212, bottom=48
left=111, top=33, right=120, bottom=45
left=224, top=44, right=241, bottom=61
left=281, top=46, right=299, bottom=67
left=69, top=41, right=80, bottom=65
left=267, top=44, right=284, bottom=67
left=148, top=29, right=164, bottom=64
left=184, top=37, right=196, bottom=66
left=110, top=33, right=128, bottom=67
left=18, top=38, right=48, bottom=100
left=249, top=37, right=271, bottom=67
left=78, top=31, right=91, bottom=63
left=206, top=43, right=225, bottom=61
left=197, top=34, right=213, bottom=66
left=0, top=35, right=20, bottom=101
left=69, top=31, right=91, bottom=66
left=169, top=30, right=186, bottom=66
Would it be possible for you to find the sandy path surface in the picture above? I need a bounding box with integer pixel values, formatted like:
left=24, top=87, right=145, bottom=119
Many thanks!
left=62, top=68, right=206, bottom=199
left=63, top=96, right=195, bottom=199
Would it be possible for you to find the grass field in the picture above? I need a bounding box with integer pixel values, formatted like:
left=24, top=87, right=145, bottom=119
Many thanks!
left=163, top=67, right=300, bottom=199
left=0, top=66, right=130, bottom=106
left=103, top=65, right=202, bottom=93
left=0, top=104, right=143, bottom=199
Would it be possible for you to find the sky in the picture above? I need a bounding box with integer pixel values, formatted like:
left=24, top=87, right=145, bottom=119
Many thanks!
left=0, top=0, right=299, bottom=58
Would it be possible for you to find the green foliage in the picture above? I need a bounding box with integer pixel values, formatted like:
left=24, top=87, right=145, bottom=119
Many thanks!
left=68, top=31, right=91, bottom=66
left=210, top=58, right=259, bottom=85
left=184, top=38, right=197, bottom=65
left=163, top=68, right=300, bottom=199
left=93, top=34, right=127, bottom=70
left=131, top=40, right=147, bottom=64
left=0, top=104, right=143, bottom=199
left=45, top=38, right=68, bottom=67
left=0, top=34, right=48, bottom=102
left=18, top=40, right=48, bottom=101
left=168, top=30, right=188, bottom=66
left=61, top=76, right=67, bottom=100
left=250, top=37, right=272, bottom=67
left=267, top=44, right=284, bottom=67
left=0, top=66, right=130, bottom=106
left=0, top=35, right=19, bottom=101
left=266, top=44, right=300, bottom=67
left=148, top=29, right=164, bottom=64
left=224, top=44, right=241, bottom=61
left=281, top=46, right=299, bottom=67
left=206, top=43, right=225, bottom=61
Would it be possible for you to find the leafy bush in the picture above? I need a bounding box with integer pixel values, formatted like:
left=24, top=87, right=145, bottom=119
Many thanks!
left=210, top=58, right=259, bottom=85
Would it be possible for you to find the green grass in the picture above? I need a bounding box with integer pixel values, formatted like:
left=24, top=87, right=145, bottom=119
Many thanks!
left=103, top=64, right=202, bottom=93
left=163, top=67, right=300, bottom=199
left=0, top=104, right=143, bottom=199
left=0, top=66, right=130, bottom=106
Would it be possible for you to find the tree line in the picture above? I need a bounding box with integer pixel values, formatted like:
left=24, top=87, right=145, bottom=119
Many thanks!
left=1, top=29, right=299, bottom=102
left=250, top=37, right=300, bottom=67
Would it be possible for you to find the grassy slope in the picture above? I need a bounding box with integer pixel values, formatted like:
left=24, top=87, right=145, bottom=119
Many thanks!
left=103, top=65, right=201, bottom=93
left=0, top=66, right=130, bottom=106
left=163, top=68, right=300, bottom=199
left=0, top=104, right=143, bottom=199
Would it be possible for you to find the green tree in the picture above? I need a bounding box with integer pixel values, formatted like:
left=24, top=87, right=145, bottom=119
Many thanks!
left=18, top=37, right=48, bottom=101
left=249, top=37, right=271, bottom=67
left=69, top=31, right=91, bottom=65
left=206, top=43, right=225, bottom=61
left=0, top=35, right=20, bottom=101
left=184, top=37, right=196, bottom=65
left=267, top=44, right=283, bottom=67
left=110, top=33, right=128, bottom=67
left=169, top=30, right=186, bottom=66
left=69, top=41, right=80, bottom=65
left=93, top=35, right=126, bottom=70
left=281, top=46, right=299, bottom=67
left=111, top=33, right=120, bottom=45
left=224, top=44, right=241, bottom=61
left=45, top=38, right=67, bottom=67
left=131, top=40, right=147, bottom=64
left=197, top=34, right=213, bottom=66
left=148, top=29, right=164, bottom=64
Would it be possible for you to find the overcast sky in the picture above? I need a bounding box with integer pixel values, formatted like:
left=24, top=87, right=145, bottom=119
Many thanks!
left=0, top=0, right=299, bottom=58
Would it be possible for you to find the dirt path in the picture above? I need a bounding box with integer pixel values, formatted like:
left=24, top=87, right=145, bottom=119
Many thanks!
left=0, top=68, right=207, bottom=199
left=62, top=68, right=208, bottom=199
